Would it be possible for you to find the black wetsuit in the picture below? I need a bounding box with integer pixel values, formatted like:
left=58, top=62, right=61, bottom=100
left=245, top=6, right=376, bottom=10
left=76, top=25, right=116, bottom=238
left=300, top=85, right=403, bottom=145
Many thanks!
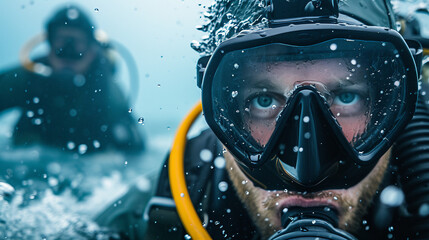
left=97, top=129, right=426, bottom=239
left=0, top=56, right=144, bottom=153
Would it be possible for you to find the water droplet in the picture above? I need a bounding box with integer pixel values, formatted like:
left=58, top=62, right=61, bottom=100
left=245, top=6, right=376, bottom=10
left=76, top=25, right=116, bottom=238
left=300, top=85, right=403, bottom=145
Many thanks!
left=218, top=181, right=228, bottom=192
left=94, top=8, right=99, bottom=12
left=299, top=147, right=303, bottom=152
left=157, top=83, right=161, bottom=87
left=78, top=144, right=88, bottom=154
left=365, top=226, right=370, bottom=231
left=67, top=141, right=75, bottom=150
left=138, top=117, right=144, bottom=125
left=27, top=111, right=34, bottom=118
left=33, top=97, right=40, bottom=104
left=324, top=206, right=331, bottom=212
left=128, top=108, right=132, bottom=113
left=93, top=140, right=101, bottom=148
left=419, top=203, right=429, bottom=217
left=330, top=43, right=337, bottom=51
left=394, top=80, right=400, bottom=87
left=271, top=105, right=277, bottom=109
left=232, top=91, right=238, bottom=98
left=245, top=191, right=250, bottom=195
left=350, top=59, right=357, bottom=65
left=303, top=116, right=310, bottom=123
left=184, top=234, right=192, bottom=240
left=304, top=132, right=311, bottom=139
left=283, top=208, right=289, bottom=213
left=226, top=208, right=231, bottom=213
left=234, top=63, right=239, bottom=69
left=242, top=180, right=247, bottom=185
left=362, top=220, right=367, bottom=225
left=312, top=220, right=316, bottom=224
left=293, top=146, right=299, bottom=152
left=382, top=42, right=386, bottom=47
left=200, top=149, right=213, bottom=162
left=180, top=193, right=185, bottom=197
left=384, top=60, right=388, bottom=64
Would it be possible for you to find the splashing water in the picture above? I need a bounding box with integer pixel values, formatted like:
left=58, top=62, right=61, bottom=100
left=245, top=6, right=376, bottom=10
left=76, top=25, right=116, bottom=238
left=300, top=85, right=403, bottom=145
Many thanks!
left=191, top=0, right=268, bottom=54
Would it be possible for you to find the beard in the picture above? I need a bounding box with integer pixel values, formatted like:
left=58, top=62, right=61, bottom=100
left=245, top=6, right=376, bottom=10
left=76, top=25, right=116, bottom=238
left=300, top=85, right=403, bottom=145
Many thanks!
left=224, top=149, right=391, bottom=239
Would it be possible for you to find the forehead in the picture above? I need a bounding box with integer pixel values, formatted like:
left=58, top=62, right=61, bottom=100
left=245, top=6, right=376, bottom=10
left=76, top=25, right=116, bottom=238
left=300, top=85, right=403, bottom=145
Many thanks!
left=239, top=58, right=355, bottom=87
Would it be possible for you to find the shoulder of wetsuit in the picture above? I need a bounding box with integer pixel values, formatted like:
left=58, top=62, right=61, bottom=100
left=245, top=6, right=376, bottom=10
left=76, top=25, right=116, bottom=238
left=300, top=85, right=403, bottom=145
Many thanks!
left=149, top=128, right=259, bottom=239
left=155, top=128, right=220, bottom=201
left=94, top=181, right=157, bottom=240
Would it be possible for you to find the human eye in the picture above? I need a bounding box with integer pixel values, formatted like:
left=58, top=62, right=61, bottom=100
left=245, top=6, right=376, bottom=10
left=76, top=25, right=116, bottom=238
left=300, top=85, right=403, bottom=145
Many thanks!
left=246, top=93, right=285, bottom=120
left=331, top=90, right=367, bottom=117
left=333, top=92, right=361, bottom=106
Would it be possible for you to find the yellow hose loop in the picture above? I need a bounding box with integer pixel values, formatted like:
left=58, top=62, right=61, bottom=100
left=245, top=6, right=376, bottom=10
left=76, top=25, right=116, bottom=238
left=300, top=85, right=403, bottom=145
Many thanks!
left=169, top=101, right=212, bottom=240
left=19, top=32, right=47, bottom=72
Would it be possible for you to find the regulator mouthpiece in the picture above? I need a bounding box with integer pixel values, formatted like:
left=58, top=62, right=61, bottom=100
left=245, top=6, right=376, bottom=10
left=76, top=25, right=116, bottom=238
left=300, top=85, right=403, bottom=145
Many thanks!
left=268, top=207, right=357, bottom=240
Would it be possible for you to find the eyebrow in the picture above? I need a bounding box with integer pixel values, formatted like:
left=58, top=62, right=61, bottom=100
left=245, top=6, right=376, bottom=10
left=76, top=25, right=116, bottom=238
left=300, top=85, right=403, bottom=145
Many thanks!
left=243, top=79, right=284, bottom=92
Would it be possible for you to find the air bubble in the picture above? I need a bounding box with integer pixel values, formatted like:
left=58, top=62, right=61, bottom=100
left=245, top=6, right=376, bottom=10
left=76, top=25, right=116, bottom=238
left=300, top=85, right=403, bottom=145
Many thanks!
left=419, top=203, right=429, bottom=217
left=231, top=91, right=238, bottom=98
left=218, top=181, right=228, bottom=192
left=330, top=43, right=337, bottom=51
left=138, top=117, right=144, bottom=125
left=93, top=140, right=101, bottom=149
left=293, top=146, right=299, bottom=152
left=394, top=81, right=400, bottom=87
left=350, top=59, right=357, bottom=65
left=304, top=132, right=311, bottom=139
left=234, top=63, right=239, bottom=69
left=303, top=116, right=310, bottom=123
left=67, top=141, right=75, bottom=150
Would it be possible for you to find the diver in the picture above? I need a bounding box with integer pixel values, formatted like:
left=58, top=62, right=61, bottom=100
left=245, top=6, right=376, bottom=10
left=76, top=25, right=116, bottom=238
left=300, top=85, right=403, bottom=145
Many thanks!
left=97, top=0, right=429, bottom=239
left=0, top=5, right=145, bottom=154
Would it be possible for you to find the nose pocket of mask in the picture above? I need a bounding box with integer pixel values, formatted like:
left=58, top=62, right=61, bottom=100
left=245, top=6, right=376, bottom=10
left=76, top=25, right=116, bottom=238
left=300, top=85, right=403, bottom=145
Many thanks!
left=272, top=88, right=344, bottom=187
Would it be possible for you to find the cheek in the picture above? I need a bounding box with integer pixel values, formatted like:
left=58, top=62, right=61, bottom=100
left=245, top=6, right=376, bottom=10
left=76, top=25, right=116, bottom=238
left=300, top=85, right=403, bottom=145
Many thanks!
left=248, top=119, right=276, bottom=146
left=337, top=116, right=367, bottom=142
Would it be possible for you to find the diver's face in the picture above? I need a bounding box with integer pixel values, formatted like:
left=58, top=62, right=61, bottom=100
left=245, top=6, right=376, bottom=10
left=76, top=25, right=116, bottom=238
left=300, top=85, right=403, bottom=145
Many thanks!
left=49, top=27, right=98, bottom=74
left=239, top=59, right=369, bottom=147
left=225, top=150, right=389, bottom=239
left=223, top=58, right=388, bottom=239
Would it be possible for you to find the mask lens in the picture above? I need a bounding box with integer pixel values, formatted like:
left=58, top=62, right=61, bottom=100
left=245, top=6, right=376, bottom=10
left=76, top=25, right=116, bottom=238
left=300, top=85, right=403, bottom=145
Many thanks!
left=210, top=39, right=407, bottom=157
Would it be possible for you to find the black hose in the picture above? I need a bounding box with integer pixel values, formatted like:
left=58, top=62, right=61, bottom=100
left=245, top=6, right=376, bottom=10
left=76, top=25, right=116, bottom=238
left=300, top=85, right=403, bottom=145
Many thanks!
left=393, top=96, right=429, bottom=239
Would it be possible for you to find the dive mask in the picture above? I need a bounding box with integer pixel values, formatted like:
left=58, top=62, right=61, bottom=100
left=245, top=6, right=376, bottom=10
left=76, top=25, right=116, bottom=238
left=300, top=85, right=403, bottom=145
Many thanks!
left=199, top=23, right=420, bottom=191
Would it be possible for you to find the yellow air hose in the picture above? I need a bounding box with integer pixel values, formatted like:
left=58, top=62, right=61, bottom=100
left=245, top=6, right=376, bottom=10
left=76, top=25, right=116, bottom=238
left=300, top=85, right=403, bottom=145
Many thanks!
left=168, top=100, right=212, bottom=240
left=19, top=32, right=47, bottom=72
